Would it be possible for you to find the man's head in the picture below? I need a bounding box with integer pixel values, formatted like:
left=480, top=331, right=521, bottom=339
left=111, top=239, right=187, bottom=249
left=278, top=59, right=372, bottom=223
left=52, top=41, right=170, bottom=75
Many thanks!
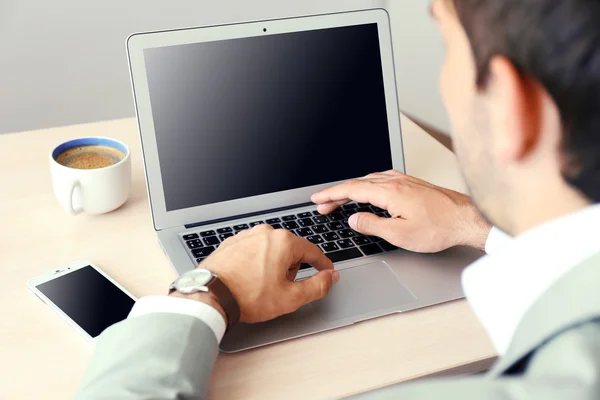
left=431, top=0, right=600, bottom=235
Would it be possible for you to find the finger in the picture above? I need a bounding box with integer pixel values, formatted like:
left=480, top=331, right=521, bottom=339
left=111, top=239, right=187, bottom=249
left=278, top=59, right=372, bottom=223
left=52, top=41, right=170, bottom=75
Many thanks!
left=316, top=201, right=348, bottom=215
left=282, top=233, right=334, bottom=272
left=217, top=235, right=236, bottom=249
left=292, top=269, right=340, bottom=304
left=348, top=212, right=399, bottom=240
left=311, top=180, right=392, bottom=210
left=248, top=224, right=274, bottom=234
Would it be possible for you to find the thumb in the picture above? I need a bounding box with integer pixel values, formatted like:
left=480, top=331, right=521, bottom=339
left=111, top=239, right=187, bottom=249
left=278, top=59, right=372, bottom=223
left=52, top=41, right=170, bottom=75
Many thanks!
left=294, top=269, right=340, bottom=304
left=349, top=212, right=394, bottom=237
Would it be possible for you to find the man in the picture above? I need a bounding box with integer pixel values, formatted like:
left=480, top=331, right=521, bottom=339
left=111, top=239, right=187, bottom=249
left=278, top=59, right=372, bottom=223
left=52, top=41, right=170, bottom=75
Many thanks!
left=76, top=0, right=600, bottom=398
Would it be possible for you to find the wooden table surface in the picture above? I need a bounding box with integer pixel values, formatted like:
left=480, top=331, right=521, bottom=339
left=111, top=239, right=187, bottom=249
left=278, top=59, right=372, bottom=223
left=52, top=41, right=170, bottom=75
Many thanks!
left=0, top=115, right=496, bottom=400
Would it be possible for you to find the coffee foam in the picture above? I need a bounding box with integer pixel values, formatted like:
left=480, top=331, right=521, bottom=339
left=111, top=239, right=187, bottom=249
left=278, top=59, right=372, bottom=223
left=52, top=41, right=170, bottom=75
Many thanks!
left=56, top=145, right=125, bottom=170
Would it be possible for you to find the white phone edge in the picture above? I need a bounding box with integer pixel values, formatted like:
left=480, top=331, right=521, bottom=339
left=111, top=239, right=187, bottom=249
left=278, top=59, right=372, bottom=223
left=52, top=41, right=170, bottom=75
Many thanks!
left=27, top=260, right=137, bottom=345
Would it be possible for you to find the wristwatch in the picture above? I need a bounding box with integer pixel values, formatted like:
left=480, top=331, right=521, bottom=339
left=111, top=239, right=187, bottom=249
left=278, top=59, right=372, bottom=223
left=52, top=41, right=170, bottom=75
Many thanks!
left=169, top=268, right=240, bottom=332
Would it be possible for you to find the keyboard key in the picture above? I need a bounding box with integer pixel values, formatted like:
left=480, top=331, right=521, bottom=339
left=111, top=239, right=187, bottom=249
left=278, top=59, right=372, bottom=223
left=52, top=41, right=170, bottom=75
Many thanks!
left=353, top=236, right=371, bottom=246
left=271, top=223, right=282, bottom=229
left=357, top=203, right=370, bottom=207
left=371, top=206, right=386, bottom=213
left=282, top=215, right=297, bottom=221
left=380, top=241, right=398, bottom=252
left=219, top=233, right=234, bottom=241
left=200, top=230, right=216, bottom=237
left=368, top=236, right=383, bottom=243
left=300, top=263, right=312, bottom=270
left=337, top=239, right=355, bottom=249
left=327, top=222, right=344, bottom=231
left=297, top=212, right=313, bottom=218
left=283, top=221, right=299, bottom=230
left=326, top=248, right=363, bottom=263
left=183, top=233, right=199, bottom=241
left=361, top=243, right=383, bottom=255
left=196, top=258, right=206, bottom=264
left=328, top=212, right=344, bottom=221
left=296, top=228, right=313, bottom=237
left=313, top=215, right=329, bottom=224
left=250, top=221, right=265, bottom=227
left=343, top=203, right=358, bottom=210
left=186, top=239, right=203, bottom=249
left=192, top=246, right=215, bottom=258
left=266, top=218, right=281, bottom=224
left=342, top=210, right=357, bottom=217
left=338, top=229, right=356, bottom=238
left=204, top=236, right=220, bottom=246
left=321, top=242, right=340, bottom=252
left=216, top=227, right=232, bottom=234
left=307, top=235, right=325, bottom=245
left=233, top=224, right=249, bottom=231
left=312, top=225, right=328, bottom=234
left=298, top=218, right=314, bottom=227
left=323, top=232, right=340, bottom=242
left=356, top=207, right=371, bottom=213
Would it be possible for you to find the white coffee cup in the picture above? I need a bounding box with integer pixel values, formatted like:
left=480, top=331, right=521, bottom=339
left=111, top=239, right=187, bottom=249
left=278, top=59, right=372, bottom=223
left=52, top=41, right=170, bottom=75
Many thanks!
left=50, top=137, right=131, bottom=215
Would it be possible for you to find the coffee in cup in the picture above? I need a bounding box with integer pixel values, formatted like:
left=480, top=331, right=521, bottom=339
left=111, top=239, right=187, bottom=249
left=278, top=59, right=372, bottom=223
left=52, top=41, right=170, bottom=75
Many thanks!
left=56, top=145, right=126, bottom=170
left=50, top=137, right=131, bottom=215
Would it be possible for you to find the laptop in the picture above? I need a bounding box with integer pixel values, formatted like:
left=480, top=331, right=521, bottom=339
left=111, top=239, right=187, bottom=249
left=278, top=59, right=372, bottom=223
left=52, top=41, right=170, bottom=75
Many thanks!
left=126, top=9, right=482, bottom=353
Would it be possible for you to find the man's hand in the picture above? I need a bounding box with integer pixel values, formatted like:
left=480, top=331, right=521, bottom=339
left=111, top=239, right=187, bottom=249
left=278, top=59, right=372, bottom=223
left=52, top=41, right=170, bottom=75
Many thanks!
left=200, top=226, right=339, bottom=324
left=311, top=170, right=492, bottom=253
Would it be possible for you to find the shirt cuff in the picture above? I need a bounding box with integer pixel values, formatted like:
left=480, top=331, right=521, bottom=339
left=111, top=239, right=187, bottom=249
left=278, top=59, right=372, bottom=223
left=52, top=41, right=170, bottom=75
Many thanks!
left=485, top=226, right=513, bottom=255
left=128, top=295, right=226, bottom=343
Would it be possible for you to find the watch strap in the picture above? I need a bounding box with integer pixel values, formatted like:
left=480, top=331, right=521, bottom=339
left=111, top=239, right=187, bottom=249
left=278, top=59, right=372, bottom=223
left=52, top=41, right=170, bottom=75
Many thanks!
left=207, top=276, right=240, bottom=332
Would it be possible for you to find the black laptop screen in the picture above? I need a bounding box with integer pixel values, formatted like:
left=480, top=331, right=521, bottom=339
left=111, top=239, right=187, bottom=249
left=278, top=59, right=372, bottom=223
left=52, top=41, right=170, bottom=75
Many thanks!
left=144, top=23, right=393, bottom=212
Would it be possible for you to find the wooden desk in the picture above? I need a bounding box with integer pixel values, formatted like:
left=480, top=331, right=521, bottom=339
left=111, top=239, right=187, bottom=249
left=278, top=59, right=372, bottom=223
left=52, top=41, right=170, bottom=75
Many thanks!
left=0, top=116, right=496, bottom=399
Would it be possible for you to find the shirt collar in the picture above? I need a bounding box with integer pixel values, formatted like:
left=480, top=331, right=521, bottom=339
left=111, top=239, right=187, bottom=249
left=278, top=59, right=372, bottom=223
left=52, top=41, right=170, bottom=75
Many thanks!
left=461, top=204, right=600, bottom=355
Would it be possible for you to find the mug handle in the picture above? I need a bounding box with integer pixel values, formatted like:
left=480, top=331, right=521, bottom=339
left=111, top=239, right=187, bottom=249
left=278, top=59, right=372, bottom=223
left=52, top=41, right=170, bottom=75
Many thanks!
left=66, top=181, right=82, bottom=215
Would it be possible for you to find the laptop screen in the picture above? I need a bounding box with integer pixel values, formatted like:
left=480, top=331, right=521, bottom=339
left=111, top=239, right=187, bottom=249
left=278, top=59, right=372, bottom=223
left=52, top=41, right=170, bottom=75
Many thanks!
left=144, top=23, right=393, bottom=212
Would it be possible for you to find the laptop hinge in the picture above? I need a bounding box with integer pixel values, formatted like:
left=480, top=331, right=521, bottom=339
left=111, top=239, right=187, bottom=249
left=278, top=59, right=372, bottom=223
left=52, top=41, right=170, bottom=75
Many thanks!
left=184, top=202, right=314, bottom=229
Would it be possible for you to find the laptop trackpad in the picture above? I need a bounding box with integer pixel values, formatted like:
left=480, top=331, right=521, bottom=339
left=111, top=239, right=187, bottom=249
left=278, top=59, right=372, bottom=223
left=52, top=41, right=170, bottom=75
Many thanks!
left=310, top=261, right=417, bottom=322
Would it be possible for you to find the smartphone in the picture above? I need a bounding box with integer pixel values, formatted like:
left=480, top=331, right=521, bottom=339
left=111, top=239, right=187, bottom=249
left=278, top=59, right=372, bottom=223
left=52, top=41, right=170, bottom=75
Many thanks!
left=28, top=260, right=137, bottom=344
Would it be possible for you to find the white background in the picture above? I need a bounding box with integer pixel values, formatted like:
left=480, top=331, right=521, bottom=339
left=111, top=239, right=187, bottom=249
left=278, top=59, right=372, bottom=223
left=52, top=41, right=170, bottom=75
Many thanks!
left=0, top=0, right=449, bottom=134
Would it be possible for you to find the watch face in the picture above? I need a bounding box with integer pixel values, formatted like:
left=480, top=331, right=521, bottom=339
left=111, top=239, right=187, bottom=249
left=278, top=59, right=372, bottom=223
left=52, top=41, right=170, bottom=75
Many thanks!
left=177, top=269, right=213, bottom=290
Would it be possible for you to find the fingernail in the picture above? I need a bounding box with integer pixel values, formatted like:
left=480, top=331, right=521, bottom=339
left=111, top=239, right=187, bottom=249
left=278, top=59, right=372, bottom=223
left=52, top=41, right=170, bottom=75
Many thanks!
left=332, top=271, right=340, bottom=285
left=348, top=214, right=358, bottom=229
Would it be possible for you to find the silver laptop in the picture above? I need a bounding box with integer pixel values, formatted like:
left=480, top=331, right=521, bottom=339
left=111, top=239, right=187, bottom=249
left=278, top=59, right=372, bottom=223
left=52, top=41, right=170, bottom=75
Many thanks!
left=126, top=9, right=482, bottom=353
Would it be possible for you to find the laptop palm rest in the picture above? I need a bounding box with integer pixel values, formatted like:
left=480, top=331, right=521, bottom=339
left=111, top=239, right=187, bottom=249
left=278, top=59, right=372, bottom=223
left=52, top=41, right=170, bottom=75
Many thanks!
left=312, top=261, right=417, bottom=322
left=220, top=261, right=417, bottom=353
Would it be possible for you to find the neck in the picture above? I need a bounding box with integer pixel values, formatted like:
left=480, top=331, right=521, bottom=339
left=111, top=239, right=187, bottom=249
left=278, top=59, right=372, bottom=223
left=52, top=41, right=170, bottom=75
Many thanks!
left=507, top=181, right=591, bottom=236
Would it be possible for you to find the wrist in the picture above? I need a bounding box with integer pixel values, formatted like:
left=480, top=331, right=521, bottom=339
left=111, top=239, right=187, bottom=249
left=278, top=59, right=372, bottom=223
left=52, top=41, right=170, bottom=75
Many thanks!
left=457, top=201, right=492, bottom=252
left=169, top=291, right=228, bottom=326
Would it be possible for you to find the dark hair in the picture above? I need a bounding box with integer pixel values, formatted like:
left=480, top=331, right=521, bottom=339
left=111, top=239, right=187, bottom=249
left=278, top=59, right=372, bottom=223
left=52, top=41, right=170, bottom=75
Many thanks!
left=450, top=0, right=600, bottom=202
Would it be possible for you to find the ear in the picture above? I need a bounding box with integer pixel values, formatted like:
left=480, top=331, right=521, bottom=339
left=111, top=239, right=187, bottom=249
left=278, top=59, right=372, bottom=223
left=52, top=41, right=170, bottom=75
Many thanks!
left=486, top=56, right=542, bottom=165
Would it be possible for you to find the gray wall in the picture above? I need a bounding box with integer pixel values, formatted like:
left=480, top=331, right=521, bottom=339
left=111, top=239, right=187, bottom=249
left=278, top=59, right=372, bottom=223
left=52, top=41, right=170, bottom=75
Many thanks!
left=0, top=0, right=449, bottom=134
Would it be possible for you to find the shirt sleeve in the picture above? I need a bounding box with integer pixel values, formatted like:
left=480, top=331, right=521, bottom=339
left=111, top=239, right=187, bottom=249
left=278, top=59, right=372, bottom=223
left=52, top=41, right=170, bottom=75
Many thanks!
left=484, top=226, right=513, bottom=255
left=128, top=295, right=226, bottom=343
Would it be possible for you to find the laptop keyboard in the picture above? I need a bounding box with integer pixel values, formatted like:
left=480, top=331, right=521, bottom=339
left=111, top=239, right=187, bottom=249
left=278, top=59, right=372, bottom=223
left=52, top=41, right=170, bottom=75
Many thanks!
left=181, top=204, right=397, bottom=269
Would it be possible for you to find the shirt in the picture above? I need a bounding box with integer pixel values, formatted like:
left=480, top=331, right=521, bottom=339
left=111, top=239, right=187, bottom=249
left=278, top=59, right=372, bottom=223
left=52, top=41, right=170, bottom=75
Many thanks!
left=463, top=204, right=600, bottom=355
left=129, top=204, right=600, bottom=348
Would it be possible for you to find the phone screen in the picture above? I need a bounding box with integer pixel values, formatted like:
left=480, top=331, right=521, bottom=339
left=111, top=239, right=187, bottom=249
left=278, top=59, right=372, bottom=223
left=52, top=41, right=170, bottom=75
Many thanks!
left=36, top=266, right=136, bottom=338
